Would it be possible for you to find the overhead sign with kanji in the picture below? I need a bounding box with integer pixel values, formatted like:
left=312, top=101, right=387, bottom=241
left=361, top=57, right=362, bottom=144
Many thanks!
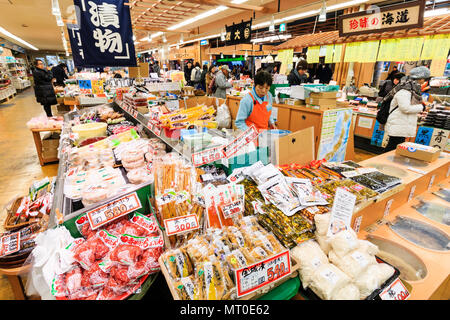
left=225, top=19, right=252, bottom=45
left=72, top=0, right=137, bottom=67
left=338, top=1, right=424, bottom=37
left=67, top=23, right=85, bottom=68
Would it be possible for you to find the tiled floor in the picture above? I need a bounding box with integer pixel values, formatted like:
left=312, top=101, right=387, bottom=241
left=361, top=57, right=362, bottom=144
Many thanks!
left=0, top=90, right=377, bottom=299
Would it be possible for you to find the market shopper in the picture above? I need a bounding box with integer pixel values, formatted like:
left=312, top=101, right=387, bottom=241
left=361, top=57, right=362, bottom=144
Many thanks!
left=190, top=62, right=202, bottom=89
left=205, top=65, right=216, bottom=95
left=378, top=72, right=405, bottom=99
left=184, top=61, right=194, bottom=86
left=200, top=64, right=208, bottom=92
left=387, top=65, right=399, bottom=81
left=51, top=63, right=69, bottom=87
left=32, top=59, right=57, bottom=117
left=235, top=70, right=277, bottom=131
left=384, top=66, right=431, bottom=152
left=288, top=60, right=308, bottom=86
left=213, top=65, right=232, bottom=99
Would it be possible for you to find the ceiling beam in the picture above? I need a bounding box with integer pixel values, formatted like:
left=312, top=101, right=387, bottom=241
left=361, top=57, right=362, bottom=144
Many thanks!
left=187, top=0, right=267, bottom=12
left=134, top=26, right=192, bottom=33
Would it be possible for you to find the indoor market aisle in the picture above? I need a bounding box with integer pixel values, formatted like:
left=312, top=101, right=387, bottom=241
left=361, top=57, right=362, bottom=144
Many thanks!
left=0, top=88, right=58, bottom=300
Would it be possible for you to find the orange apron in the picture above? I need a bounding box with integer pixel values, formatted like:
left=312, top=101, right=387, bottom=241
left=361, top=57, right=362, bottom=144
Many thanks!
left=245, top=92, right=272, bottom=131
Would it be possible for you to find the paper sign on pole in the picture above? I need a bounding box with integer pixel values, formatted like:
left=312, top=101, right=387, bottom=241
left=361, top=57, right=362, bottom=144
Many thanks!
left=327, top=187, right=357, bottom=237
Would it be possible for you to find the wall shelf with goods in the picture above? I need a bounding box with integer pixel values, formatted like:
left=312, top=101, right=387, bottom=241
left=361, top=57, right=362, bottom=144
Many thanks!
left=6, top=57, right=30, bottom=90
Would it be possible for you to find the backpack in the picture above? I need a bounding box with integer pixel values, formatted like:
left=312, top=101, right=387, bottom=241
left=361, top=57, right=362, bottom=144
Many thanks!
left=191, top=68, right=201, bottom=83
left=376, top=97, right=397, bottom=125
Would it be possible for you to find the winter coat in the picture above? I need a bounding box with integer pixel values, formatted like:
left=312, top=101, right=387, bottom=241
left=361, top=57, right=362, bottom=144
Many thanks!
left=378, top=80, right=394, bottom=98
left=213, top=70, right=232, bottom=99
left=32, top=67, right=57, bottom=106
left=287, top=69, right=307, bottom=86
left=385, top=89, right=423, bottom=138
left=51, top=65, right=68, bottom=87
left=190, top=66, right=201, bottom=83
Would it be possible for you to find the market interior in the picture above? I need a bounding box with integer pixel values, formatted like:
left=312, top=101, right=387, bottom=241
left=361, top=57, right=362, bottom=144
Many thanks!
left=0, top=0, right=448, bottom=301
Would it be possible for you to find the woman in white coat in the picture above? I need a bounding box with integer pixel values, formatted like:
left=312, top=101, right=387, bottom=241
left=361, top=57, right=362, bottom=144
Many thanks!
left=384, top=66, right=430, bottom=152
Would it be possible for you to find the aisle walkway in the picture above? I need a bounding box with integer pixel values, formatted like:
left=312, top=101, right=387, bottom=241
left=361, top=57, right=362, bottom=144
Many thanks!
left=0, top=88, right=58, bottom=300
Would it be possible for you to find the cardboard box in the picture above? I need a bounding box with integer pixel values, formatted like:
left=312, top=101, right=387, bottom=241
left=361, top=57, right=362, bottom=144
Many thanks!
left=310, top=91, right=340, bottom=99
left=42, top=132, right=60, bottom=150
left=275, top=126, right=315, bottom=166
left=395, top=142, right=441, bottom=162
left=306, top=97, right=337, bottom=107
left=42, top=147, right=58, bottom=159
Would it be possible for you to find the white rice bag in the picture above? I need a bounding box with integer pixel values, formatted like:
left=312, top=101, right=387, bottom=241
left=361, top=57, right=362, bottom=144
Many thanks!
left=329, top=249, right=377, bottom=279
left=309, top=263, right=352, bottom=300
left=358, top=239, right=379, bottom=256
left=375, top=263, right=395, bottom=285
left=331, top=283, right=360, bottom=300
left=315, top=232, right=332, bottom=255
left=355, top=264, right=381, bottom=299
left=330, top=229, right=359, bottom=258
left=314, top=212, right=331, bottom=236
left=292, top=240, right=329, bottom=289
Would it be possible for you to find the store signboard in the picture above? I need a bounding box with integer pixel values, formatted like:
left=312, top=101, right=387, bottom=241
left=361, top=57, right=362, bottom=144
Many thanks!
left=339, top=1, right=424, bottom=37
left=72, top=0, right=137, bottom=67
left=225, top=19, right=252, bottom=45
left=235, top=250, right=291, bottom=298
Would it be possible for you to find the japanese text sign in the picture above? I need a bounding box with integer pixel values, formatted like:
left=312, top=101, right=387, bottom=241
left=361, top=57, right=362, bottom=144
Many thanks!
left=0, top=232, right=21, bottom=257
left=86, top=192, right=142, bottom=230
left=163, top=214, right=200, bottom=236
left=73, top=0, right=137, bottom=67
left=67, top=23, right=85, bottom=68
left=379, top=277, right=410, bottom=300
left=339, top=1, right=424, bottom=37
left=225, top=19, right=252, bottom=45
left=235, top=250, right=291, bottom=298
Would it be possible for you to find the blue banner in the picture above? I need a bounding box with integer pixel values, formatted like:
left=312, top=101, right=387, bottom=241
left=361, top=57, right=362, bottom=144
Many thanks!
left=414, top=126, right=433, bottom=146
left=72, top=0, right=137, bottom=67
left=66, top=23, right=85, bottom=68
left=371, top=120, right=385, bottom=147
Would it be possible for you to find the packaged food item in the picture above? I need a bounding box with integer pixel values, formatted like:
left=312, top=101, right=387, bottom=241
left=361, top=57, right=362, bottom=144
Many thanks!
left=354, top=264, right=382, bottom=299
left=225, top=248, right=254, bottom=270
left=162, top=247, right=194, bottom=279
left=314, top=213, right=331, bottom=236
left=309, top=263, right=352, bottom=300
left=258, top=176, right=303, bottom=217
left=329, top=229, right=359, bottom=258
left=328, top=249, right=377, bottom=279
left=292, top=240, right=329, bottom=289
left=286, top=177, right=328, bottom=207
left=195, top=260, right=231, bottom=300
left=174, top=276, right=202, bottom=300
left=315, top=233, right=332, bottom=255
left=358, top=239, right=379, bottom=256
left=330, top=284, right=360, bottom=300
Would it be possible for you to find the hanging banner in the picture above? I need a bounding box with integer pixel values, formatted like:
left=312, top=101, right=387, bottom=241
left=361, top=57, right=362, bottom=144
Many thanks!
left=66, top=23, right=85, bottom=68
left=73, top=0, right=137, bottom=67
left=225, top=19, right=252, bottom=45
left=339, top=0, right=425, bottom=37
left=278, top=49, right=293, bottom=75
left=421, top=34, right=450, bottom=61
left=325, top=45, right=334, bottom=64
left=333, top=44, right=343, bottom=63
left=307, top=46, right=320, bottom=63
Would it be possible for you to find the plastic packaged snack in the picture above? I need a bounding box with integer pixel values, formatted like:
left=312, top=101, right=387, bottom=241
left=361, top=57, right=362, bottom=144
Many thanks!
left=292, top=240, right=329, bottom=289
left=309, top=263, right=352, bottom=300
left=315, top=232, right=332, bottom=255
left=174, top=276, right=203, bottom=300
left=358, top=239, right=379, bottom=256
left=225, top=248, right=254, bottom=270
left=314, top=213, right=331, bottom=236
left=328, top=249, right=377, bottom=279
left=195, top=260, right=233, bottom=300
left=330, top=229, right=359, bottom=258
left=258, top=176, right=303, bottom=217
left=330, top=283, right=361, bottom=300
left=162, top=247, right=194, bottom=279
left=354, top=265, right=381, bottom=299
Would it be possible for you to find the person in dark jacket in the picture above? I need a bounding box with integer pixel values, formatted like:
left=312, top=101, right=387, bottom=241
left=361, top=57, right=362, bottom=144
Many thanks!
left=184, top=61, right=194, bottom=86
left=51, top=63, right=68, bottom=87
left=387, top=65, right=399, bottom=81
left=32, top=59, right=57, bottom=117
left=378, top=72, right=405, bottom=98
left=288, top=60, right=308, bottom=86
left=200, top=64, right=208, bottom=91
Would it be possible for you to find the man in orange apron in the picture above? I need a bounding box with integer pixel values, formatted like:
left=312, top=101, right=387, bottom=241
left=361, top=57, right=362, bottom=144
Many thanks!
left=235, top=71, right=277, bottom=132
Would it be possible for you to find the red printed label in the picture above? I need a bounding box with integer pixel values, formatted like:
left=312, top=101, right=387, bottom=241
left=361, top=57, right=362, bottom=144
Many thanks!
left=0, top=232, right=21, bottom=257
left=379, top=278, right=410, bottom=300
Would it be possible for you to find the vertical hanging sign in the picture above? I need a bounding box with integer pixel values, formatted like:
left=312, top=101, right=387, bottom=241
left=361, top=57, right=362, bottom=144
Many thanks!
left=73, top=0, right=137, bottom=67
left=66, top=23, right=86, bottom=68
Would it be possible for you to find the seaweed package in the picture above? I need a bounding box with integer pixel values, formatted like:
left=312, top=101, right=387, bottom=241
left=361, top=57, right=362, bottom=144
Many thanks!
left=258, top=176, right=303, bottom=217
left=348, top=174, right=387, bottom=194
left=174, top=276, right=203, bottom=300
left=195, top=260, right=233, bottom=300
left=162, top=247, right=193, bottom=279
left=362, top=171, right=402, bottom=189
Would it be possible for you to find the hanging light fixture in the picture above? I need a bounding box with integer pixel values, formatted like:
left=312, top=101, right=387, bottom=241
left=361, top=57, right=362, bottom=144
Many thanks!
left=162, top=33, right=167, bottom=43
left=220, top=29, right=226, bottom=41
left=269, top=15, right=275, bottom=32
left=318, top=0, right=327, bottom=22
left=266, top=54, right=274, bottom=63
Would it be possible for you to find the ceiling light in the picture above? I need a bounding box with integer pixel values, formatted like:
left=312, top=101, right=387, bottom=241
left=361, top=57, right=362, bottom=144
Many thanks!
left=176, top=43, right=180, bottom=49
left=162, top=33, right=167, bottom=43
left=251, top=34, right=292, bottom=44
left=318, top=1, right=327, bottom=22
left=0, top=26, right=38, bottom=50
left=424, top=8, right=449, bottom=17
left=221, top=52, right=224, bottom=59
left=167, top=6, right=228, bottom=30
left=180, top=34, right=184, bottom=43
left=133, top=35, right=136, bottom=41
left=269, top=15, right=275, bottom=32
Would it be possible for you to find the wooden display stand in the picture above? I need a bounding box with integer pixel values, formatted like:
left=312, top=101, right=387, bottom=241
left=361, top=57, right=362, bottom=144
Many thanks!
left=0, top=264, right=32, bottom=300
left=226, top=95, right=356, bottom=161
left=30, top=128, right=61, bottom=166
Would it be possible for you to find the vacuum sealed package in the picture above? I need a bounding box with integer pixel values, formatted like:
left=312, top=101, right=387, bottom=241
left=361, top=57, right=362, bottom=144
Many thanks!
left=362, top=171, right=402, bottom=189
left=349, top=174, right=388, bottom=193
left=329, top=229, right=359, bottom=258
left=258, top=175, right=303, bottom=217
left=328, top=249, right=377, bottom=279
left=291, top=240, right=329, bottom=289
left=286, top=177, right=328, bottom=207
left=195, top=260, right=233, bottom=300
left=330, top=283, right=360, bottom=300
left=251, top=163, right=284, bottom=185
left=161, top=247, right=193, bottom=279
left=174, top=275, right=203, bottom=300
left=308, top=263, right=352, bottom=300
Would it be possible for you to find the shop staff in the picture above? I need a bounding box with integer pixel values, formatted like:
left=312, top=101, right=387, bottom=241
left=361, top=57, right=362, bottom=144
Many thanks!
left=235, top=71, right=277, bottom=131
left=384, top=66, right=431, bottom=152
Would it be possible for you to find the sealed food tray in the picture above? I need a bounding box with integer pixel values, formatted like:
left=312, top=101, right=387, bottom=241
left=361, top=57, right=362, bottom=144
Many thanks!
left=298, top=256, right=401, bottom=300
left=4, top=196, right=36, bottom=231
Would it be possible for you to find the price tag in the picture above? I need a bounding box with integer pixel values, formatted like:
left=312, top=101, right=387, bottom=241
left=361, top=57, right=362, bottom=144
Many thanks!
left=235, top=250, right=291, bottom=298
left=86, top=192, right=142, bottom=230
left=384, top=199, right=394, bottom=218
left=220, top=199, right=244, bottom=219
left=408, top=185, right=416, bottom=202
left=0, top=232, right=21, bottom=257
left=379, top=278, right=410, bottom=300
left=227, top=167, right=246, bottom=184
left=192, top=146, right=225, bottom=167
left=163, top=214, right=199, bottom=236
left=327, top=188, right=357, bottom=237
left=223, top=125, right=259, bottom=159
left=428, top=174, right=436, bottom=191
left=353, top=215, right=363, bottom=233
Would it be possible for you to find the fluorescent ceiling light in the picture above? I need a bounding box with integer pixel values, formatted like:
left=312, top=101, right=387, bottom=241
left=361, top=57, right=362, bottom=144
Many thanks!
left=424, top=8, right=449, bottom=17
left=0, top=26, right=38, bottom=50
left=167, top=5, right=228, bottom=30
left=318, top=1, right=327, bottom=22
left=140, top=31, right=162, bottom=42
left=251, top=34, right=292, bottom=44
